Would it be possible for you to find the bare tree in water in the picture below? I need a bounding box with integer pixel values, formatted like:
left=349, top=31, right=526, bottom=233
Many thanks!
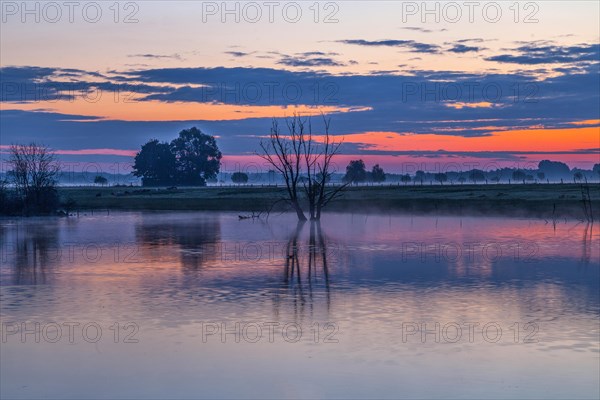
left=259, top=115, right=348, bottom=221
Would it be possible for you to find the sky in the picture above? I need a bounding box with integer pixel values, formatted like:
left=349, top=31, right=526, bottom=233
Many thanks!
left=1, top=0, right=599, bottom=174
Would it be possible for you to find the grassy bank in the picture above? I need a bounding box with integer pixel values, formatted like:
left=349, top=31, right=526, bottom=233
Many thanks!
left=58, top=183, right=600, bottom=219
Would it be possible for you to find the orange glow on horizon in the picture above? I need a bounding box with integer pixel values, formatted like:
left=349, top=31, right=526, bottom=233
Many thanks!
left=339, top=126, right=600, bottom=153
left=5, top=98, right=369, bottom=122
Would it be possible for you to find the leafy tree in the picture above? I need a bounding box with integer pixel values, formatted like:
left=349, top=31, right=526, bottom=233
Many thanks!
left=458, top=176, right=466, bottom=185
left=469, top=169, right=485, bottom=183
left=132, top=128, right=222, bottom=187
left=593, top=163, right=600, bottom=178
left=401, top=174, right=411, bottom=185
left=512, top=170, right=526, bottom=183
left=434, top=172, right=448, bottom=185
left=415, top=170, right=425, bottom=185
left=94, top=175, right=108, bottom=186
left=537, top=172, right=545, bottom=182
left=133, top=139, right=177, bottom=186
left=371, top=164, right=386, bottom=183
left=231, top=172, right=249, bottom=184
left=343, top=160, right=367, bottom=184
left=573, top=171, right=583, bottom=182
left=538, top=160, right=570, bottom=179
left=170, top=127, right=222, bottom=186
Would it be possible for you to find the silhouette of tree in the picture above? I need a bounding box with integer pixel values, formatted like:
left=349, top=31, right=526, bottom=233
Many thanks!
left=434, top=172, right=448, bottom=185
left=259, top=115, right=347, bottom=221
left=7, top=143, right=59, bottom=215
left=371, top=164, right=386, bottom=183
left=415, top=170, right=425, bottom=185
left=0, top=177, right=8, bottom=212
left=343, top=160, right=367, bottom=184
left=94, top=175, right=108, bottom=186
left=469, top=169, right=485, bottom=183
left=538, top=160, right=570, bottom=180
left=170, top=127, right=222, bottom=186
left=537, top=172, right=545, bottom=182
left=133, top=139, right=177, bottom=186
left=231, top=172, right=249, bottom=184
left=133, top=128, right=222, bottom=187
left=512, top=170, right=526, bottom=183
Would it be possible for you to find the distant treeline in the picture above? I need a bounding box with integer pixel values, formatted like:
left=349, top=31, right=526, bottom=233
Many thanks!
left=0, top=171, right=139, bottom=186
left=220, top=160, right=600, bottom=185
left=2, top=160, right=597, bottom=187
left=383, top=161, right=600, bottom=185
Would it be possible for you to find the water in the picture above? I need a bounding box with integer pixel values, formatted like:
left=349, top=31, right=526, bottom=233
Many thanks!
left=1, top=211, right=598, bottom=399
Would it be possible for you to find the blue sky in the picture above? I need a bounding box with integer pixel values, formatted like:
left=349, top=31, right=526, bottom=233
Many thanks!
left=1, top=1, right=599, bottom=172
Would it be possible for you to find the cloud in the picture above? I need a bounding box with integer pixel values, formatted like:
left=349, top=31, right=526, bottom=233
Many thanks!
left=399, top=27, right=447, bottom=34
left=455, top=38, right=486, bottom=43
left=224, top=51, right=254, bottom=58
left=0, top=110, right=102, bottom=122
left=54, top=148, right=137, bottom=156
left=445, top=39, right=489, bottom=53
left=0, top=65, right=175, bottom=103
left=298, top=51, right=340, bottom=57
left=400, top=27, right=433, bottom=33
left=0, top=66, right=60, bottom=81
left=273, top=51, right=345, bottom=67
left=128, top=53, right=183, bottom=61
left=337, top=39, right=440, bottom=54
left=2, top=62, right=598, bottom=156
left=116, top=66, right=320, bottom=87
left=447, top=44, right=483, bottom=53
left=277, top=56, right=345, bottom=67
left=486, top=43, right=599, bottom=65
left=444, top=102, right=497, bottom=109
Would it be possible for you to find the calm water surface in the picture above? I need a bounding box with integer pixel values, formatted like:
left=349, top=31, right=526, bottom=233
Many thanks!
left=1, top=211, right=598, bottom=399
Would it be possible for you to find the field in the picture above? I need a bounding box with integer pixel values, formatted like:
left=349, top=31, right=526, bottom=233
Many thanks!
left=59, top=183, right=600, bottom=219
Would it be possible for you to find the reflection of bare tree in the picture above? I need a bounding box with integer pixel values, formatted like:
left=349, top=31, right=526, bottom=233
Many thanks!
left=581, top=222, right=593, bottom=267
left=7, top=223, right=60, bottom=285
left=273, top=221, right=332, bottom=321
left=134, top=216, right=221, bottom=271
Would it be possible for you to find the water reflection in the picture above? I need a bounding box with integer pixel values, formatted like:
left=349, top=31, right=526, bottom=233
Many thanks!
left=1, top=220, right=60, bottom=285
left=581, top=222, right=594, bottom=266
left=0, top=212, right=598, bottom=399
left=273, top=221, right=332, bottom=320
left=0, top=213, right=597, bottom=308
left=134, top=215, right=221, bottom=271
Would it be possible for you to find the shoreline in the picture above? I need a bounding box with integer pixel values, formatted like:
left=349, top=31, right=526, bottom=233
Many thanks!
left=54, top=183, right=599, bottom=219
